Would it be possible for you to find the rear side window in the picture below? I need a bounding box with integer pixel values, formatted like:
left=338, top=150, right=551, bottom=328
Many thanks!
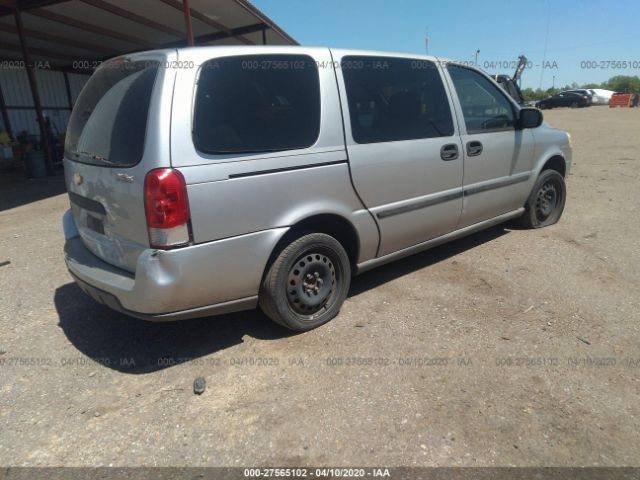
left=447, top=65, right=515, bottom=133
left=341, top=56, right=454, bottom=144
left=65, top=60, right=159, bottom=167
left=194, top=55, right=320, bottom=154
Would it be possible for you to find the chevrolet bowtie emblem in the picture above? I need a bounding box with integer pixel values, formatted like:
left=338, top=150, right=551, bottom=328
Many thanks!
left=116, top=173, right=135, bottom=183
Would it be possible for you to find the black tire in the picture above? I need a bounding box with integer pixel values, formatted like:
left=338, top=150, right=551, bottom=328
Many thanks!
left=259, top=233, right=351, bottom=331
left=570, top=101, right=579, bottom=108
left=518, top=169, right=566, bottom=228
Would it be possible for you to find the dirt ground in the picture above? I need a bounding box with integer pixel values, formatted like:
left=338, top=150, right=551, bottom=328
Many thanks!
left=1, top=107, right=639, bottom=467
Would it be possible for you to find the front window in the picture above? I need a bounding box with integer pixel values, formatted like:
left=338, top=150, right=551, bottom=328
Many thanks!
left=447, top=65, right=516, bottom=133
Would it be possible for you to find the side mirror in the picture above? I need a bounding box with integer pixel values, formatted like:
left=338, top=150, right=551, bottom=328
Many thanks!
left=518, top=107, right=543, bottom=129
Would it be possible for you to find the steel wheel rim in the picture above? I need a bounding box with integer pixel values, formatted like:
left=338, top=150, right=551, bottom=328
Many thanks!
left=286, top=250, right=337, bottom=318
left=535, top=180, right=559, bottom=221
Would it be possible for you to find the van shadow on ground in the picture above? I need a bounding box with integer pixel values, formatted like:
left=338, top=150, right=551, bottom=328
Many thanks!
left=0, top=171, right=67, bottom=212
left=55, top=225, right=509, bottom=374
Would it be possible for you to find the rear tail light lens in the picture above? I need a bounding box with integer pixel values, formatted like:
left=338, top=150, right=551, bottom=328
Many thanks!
left=144, top=168, right=190, bottom=248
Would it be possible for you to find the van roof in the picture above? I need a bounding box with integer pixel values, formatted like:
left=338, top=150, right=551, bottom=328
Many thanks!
left=163, top=45, right=454, bottom=64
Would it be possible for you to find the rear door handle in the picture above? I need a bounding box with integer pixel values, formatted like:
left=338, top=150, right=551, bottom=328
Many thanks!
left=467, top=141, right=483, bottom=156
left=440, top=144, right=459, bottom=161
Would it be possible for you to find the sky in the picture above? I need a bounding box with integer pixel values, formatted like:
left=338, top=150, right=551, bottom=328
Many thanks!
left=252, top=0, right=640, bottom=90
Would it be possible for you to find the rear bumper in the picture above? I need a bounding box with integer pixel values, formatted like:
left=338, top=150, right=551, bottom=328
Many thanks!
left=68, top=269, right=258, bottom=321
left=63, top=210, right=288, bottom=321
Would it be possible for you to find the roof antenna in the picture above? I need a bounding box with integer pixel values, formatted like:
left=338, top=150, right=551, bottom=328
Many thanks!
left=538, top=1, right=551, bottom=89
left=425, top=27, right=429, bottom=55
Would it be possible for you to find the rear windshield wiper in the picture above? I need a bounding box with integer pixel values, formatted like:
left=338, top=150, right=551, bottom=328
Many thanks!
left=73, top=151, right=115, bottom=164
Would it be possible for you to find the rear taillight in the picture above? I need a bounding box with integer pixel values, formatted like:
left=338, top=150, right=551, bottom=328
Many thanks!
left=583, top=96, right=588, bottom=99
left=144, top=168, right=190, bottom=248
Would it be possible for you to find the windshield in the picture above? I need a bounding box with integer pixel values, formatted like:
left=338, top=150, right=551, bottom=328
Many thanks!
left=65, top=60, right=159, bottom=167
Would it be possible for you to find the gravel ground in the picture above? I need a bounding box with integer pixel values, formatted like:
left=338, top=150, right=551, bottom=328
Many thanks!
left=0, top=107, right=639, bottom=467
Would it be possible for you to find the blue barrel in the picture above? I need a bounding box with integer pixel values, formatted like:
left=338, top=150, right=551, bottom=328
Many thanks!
left=26, top=150, right=47, bottom=178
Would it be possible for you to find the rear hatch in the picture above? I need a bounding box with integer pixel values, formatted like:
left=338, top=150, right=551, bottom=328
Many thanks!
left=64, top=54, right=166, bottom=273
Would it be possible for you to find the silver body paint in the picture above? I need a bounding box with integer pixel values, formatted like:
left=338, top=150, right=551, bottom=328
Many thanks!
left=63, top=46, right=571, bottom=320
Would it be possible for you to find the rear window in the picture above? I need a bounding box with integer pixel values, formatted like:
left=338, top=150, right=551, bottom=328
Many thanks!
left=193, top=54, right=320, bottom=154
left=65, top=60, right=159, bottom=167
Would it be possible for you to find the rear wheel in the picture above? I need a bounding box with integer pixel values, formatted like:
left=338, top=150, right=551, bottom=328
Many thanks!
left=570, top=101, right=579, bottom=108
left=518, top=169, right=566, bottom=228
left=259, top=233, right=351, bottom=331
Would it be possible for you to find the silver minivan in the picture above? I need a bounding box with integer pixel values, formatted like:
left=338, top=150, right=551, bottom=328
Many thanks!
left=63, top=46, right=571, bottom=331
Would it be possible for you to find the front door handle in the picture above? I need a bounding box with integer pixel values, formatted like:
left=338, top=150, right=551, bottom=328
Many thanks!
left=440, top=143, right=459, bottom=161
left=467, top=140, right=483, bottom=156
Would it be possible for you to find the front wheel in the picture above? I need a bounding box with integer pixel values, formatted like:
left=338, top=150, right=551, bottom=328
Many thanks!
left=259, top=233, right=351, bottom=331
left=518, top=169, right=566, bottom=228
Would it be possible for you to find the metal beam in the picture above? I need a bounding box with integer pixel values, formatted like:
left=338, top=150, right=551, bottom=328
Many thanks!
left=28, top=8, right=159, bottom=48
left=182, top=0, right=193, bottom=46
left=4, top=105, right=70, bottom=110
left=79, top=0, right=184, bottom=38
left=158, top=0, right=252, bottom=45
left=165, top=22, right=268, bottom=47
left=1, top=42, right=83, bottom=62
left=14, top=7, right=55, bottom=175
left=6, top=0, right=68, bottom=10
left=234, top=0, right=298, bottom=45
left=0, top=1, right=69, bottom=16
left=63, top=71, right=73, bottom=109
left=0, top=81, right=13, bottom=139
left=0, top=22, right=116, bottom=55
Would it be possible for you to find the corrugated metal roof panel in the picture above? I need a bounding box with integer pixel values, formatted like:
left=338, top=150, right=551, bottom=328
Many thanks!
left=1, top=69, right=74, bottom=108
left=8, top=109, right=38, bottom=137
left=35, top=69, right=68, bottom=107
left=43, top=108, right=70, bottom=135
left=0, top=68, right=34, bottom=107
left=49, top=2, right=180, bottom=46
left=1, top=0, right=296, bottom=69
left=67, top=73, right=89, bottom=104
left=6, top=108, right=71, bottom=140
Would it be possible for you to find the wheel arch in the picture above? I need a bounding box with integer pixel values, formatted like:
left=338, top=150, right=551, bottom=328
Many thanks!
left=539, top=154, right=567, bottom=177
left=262, top=213, right=362, bottom=282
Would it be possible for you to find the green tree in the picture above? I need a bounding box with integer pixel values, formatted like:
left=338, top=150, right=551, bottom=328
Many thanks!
left=602, top=76, right=640, bottom=93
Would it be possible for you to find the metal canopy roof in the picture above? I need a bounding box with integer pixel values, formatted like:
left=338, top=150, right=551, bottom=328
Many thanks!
left=0, top=0, right=297, bottom=69
left=0, top=0, right=296, bottom=176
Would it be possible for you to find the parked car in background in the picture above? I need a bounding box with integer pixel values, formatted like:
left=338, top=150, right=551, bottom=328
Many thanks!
left=589, top=89, right=616, bottom=105
left=565, top=88, right=614, bottom=105
left=62, top=46, right=572, bottom=331
left=536, top=91, right=591, bottom=109
left=564, top=89, right=595, bottom=104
